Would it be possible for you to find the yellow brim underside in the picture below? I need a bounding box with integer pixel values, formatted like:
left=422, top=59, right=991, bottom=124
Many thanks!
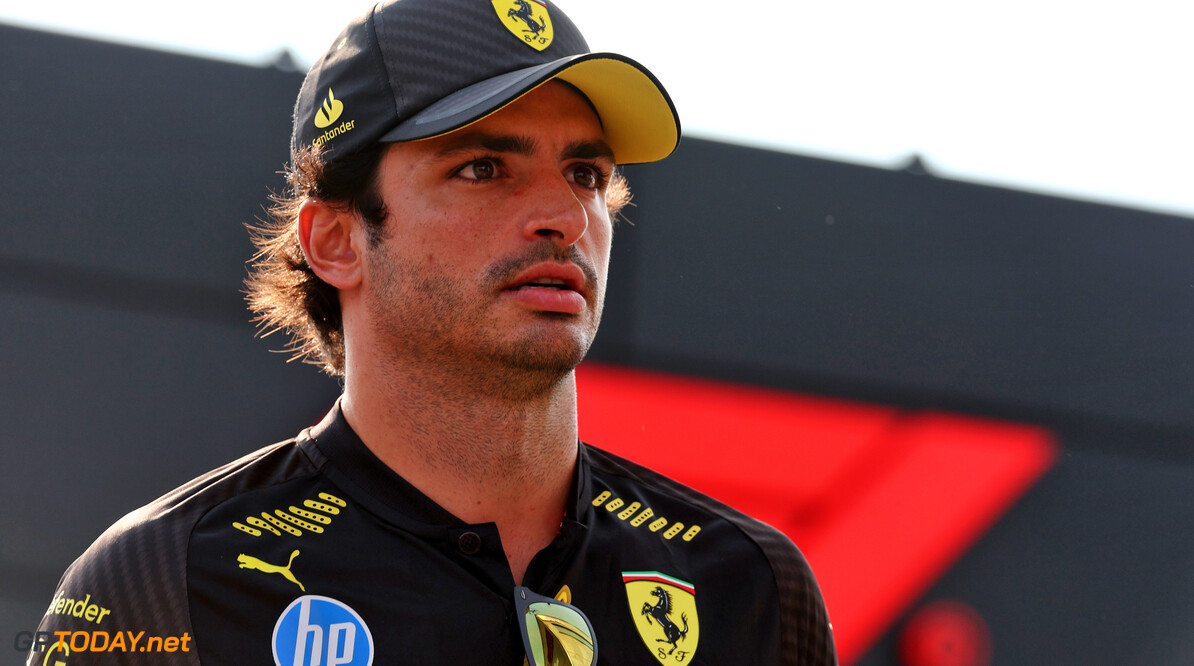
left=413, top=57, right=680, bottom=166
left=554, top=58, right=679, bottom=165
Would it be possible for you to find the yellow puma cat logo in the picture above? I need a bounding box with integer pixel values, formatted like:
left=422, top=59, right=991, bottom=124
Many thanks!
left=238, top=550, right=305, bottom=591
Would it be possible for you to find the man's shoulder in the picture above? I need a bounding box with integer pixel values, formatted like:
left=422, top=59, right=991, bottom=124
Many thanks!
left=30, top=438, right=318, bottom=663
left=74, top=436, right=317, bottom=571
left=101, top=437, right=314, bottom=547
left=584, top=443, right=839, bottom=665
left=584, top=442, right=800, bottom=556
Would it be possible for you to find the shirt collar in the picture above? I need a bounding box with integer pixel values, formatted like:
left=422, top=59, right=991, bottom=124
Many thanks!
left=298, top=399, right=594, bottom=531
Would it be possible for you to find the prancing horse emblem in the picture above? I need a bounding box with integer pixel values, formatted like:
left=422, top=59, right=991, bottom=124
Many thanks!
left=507, top=0, right=546, bottom=37
left=642, top=586, right=690, bottom=654
left=492, top=0, right=554, bottom=51
left=624, top=572, right=700, bottom=663
left=238, top=550, right=305, bottom=591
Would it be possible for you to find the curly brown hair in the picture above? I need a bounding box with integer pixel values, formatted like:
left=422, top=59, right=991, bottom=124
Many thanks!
left=245, top=143, right=632, bottom=376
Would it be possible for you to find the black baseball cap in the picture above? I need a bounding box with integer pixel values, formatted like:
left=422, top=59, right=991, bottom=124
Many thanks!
left=291, top=0, right=680, bottom=166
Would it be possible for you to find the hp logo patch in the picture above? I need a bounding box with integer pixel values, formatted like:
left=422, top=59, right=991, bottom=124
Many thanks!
left=273, top=595, right=374, bottom=666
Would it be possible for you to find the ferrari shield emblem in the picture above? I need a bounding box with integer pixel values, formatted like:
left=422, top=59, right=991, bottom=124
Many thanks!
left=623, top=572, right=700, bottom=663
left=491, top=0, right=554, bottom=51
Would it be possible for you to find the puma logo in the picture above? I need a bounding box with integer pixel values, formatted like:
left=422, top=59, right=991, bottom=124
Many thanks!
left=238, top=550, right=305, bottom=591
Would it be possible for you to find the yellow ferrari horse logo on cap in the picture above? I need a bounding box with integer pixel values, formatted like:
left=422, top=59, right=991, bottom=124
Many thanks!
left=624, top=572, right=700, bottom=663
left=492, top=0, right=554, bottom=51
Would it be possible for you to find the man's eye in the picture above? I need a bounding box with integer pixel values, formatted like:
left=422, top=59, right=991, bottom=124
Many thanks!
left=570, top=164, right=606, bottom=190
left=459, top=159, right=498, bottom=181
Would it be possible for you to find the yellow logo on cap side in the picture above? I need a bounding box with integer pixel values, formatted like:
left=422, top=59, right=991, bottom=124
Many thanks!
left=624, top=572, right=700, bottom=663
left=492, top=0, right=554, bottom=51
left=314, top=88, right=344, bottom=128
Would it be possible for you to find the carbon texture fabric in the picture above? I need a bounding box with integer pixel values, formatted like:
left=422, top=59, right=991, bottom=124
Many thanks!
left=30, top=404, right=837, bottom=665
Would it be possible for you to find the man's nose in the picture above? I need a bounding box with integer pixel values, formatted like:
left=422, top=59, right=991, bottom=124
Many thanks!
left=519, top=174, right=589, bottom=246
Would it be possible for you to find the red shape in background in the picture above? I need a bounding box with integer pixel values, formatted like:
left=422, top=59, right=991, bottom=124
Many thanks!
left=576, top=362, right=1057, bottom=664
left=898, top=600, right=993, bottom=666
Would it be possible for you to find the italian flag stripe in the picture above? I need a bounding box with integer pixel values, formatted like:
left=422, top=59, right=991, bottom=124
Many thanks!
left=621, top=571, right=695, bottom=594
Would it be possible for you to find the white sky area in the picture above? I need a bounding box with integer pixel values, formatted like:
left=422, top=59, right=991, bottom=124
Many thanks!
left=2, top=0, right=1190, bottom=217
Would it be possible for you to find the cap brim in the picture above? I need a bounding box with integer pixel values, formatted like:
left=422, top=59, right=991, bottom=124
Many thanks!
left=378, top=53, right=680, bottom=165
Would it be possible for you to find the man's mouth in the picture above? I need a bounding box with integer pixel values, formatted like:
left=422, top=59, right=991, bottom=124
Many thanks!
left=502, top=269, right=587, bottom=314
left=512, top=278, right=570, bottom=290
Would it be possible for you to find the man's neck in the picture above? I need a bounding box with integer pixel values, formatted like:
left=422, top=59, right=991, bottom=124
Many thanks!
left=340, top=360, right=579, bottom=584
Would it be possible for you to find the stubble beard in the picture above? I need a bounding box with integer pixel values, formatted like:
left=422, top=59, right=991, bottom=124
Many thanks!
left=366, top=242, right=604, bottom=401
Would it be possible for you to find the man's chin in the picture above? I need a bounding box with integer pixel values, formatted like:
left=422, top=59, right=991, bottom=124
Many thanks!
left=484, top=333, right=592, bottom=391
left=498, top=340, right=589, bottom=376
left=501, top=314, right=597, bottom=364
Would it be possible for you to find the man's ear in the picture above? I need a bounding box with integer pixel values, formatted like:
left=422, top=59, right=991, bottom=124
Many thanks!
left=298, top=199, right=364, bottom=290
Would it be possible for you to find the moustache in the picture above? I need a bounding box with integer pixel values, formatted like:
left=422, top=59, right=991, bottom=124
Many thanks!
left=483, top=242, right=600, bottom=292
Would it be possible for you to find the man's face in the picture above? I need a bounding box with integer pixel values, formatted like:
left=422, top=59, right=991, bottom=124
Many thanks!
left=360, top=82, right=615, bottom=384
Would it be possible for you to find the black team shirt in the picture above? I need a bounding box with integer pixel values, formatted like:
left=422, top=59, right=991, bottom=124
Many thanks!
left=30, top=403, right=837, bottom=665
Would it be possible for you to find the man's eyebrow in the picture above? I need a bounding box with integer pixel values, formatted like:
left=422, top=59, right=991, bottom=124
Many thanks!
left=563, top=139, right=615, bottom=163
left=429, top=132, right=614, bottom=162
left=431, top=132, right=537, bottom=158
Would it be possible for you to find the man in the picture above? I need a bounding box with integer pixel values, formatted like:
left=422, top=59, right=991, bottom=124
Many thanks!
left=30, top=1, right=836, bottom=664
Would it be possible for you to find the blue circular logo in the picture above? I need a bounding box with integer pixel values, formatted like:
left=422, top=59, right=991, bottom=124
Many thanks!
left=272, top=595, right=374, bottom=666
